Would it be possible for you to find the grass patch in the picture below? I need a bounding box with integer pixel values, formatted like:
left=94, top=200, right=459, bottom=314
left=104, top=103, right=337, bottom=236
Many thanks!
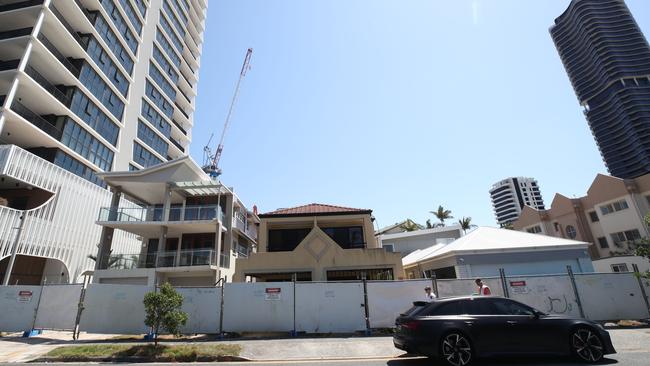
left=45, top=344, right=242, bottom=362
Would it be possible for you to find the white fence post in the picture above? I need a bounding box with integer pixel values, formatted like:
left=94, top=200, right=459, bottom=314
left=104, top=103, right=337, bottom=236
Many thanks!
left=567, top=266, right=585, bottom=318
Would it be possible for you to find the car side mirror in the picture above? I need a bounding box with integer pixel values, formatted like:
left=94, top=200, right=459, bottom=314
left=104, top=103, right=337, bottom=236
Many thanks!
left=530, top=311, right=540, bottom=319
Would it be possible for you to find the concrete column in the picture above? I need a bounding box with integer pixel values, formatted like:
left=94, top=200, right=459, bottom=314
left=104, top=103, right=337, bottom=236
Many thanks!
left=223, top=194, right=234, bottom=264
left=162, top=184, right=172, bottom=222
left=175, top=234, right=183, bottom=266
left=96, top=187, right=122, bottom=270
left=157, top=226, right=168, bottom=266
left=215, top=221, right=222, bottom=277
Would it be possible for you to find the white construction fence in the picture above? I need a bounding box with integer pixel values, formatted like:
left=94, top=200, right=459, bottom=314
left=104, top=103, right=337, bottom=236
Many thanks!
left=0, top=270, right=648, bottom=335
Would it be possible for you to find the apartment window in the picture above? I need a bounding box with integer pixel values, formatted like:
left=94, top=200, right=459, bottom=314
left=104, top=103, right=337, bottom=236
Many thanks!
left=383, top=244, right=395, bottom=252
left=82, top=35, right=129, bottom=96
left=588, top=211, right=599, bottom=222
left=160, top=15, right=184, bottom=54
left=156, top=30, right=181, bottom=68
left=597, top=237, right=609, bottom=249
left=565, top=225, right=577, bottom=239
left=133, top=141, right=163, bottom=168
left=69, top=89, right=120, bottom=146
left=61, top=118, right=114, bottom=171
left=163, top=0, right=186, bottom=37
left=117, top=0, right=143, bottom=35
left=600, top=199, right=629, bottom=215
left=141, top=99, right=172, bottom=137
left=526, top=226, right=542, bottom=234
left=78, top=63, right=124, bottom=120
left=89, top=12, right=134, bottom=74
left=149, top=62, right=177, bottom=101
left=268, top=228, right=311, bottom=252
left=624, top=229, right=642, bottom=241
left=611, top=264, right=629, bottom=273
left=53, top=150, right=107, bottom=188
left=145, top=80, right=174, bottom=118
left=321, top=226, right=365, bottom=249
left=152, top=45, right=179, bottom=83
left=133, top=0, right=146, bottom=17
left=98, top=0, right=138, bottom=54
left=137, top=120, right=169, bottom=156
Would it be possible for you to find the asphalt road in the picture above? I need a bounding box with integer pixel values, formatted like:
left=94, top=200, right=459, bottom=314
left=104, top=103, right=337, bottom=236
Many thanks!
left=24, top=351, right=650, bottom=366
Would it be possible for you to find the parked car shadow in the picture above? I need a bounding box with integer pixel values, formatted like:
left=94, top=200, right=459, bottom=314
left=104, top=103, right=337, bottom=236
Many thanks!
left=387, top=356, right=618, bottom=365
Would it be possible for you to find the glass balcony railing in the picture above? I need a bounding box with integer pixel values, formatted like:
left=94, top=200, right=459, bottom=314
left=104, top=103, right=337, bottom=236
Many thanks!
left=107, top=249, right=219, bottom=269
left=10, top=101, right=64, bottom=140
left=0, top=0, right=44, bottom=12
left=24, top=65, right=71, bottom=106
left=0, top=27, right=32, bottom=41
left=98, top=205, right=224, bottom=223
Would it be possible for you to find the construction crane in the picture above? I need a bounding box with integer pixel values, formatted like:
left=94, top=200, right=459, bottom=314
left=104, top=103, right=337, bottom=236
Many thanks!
left=202, top=48, right=253, bottom=178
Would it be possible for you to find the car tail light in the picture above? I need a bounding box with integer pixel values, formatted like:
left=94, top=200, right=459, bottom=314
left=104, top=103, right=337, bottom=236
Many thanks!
left=402, top=321, right=420, bottom=330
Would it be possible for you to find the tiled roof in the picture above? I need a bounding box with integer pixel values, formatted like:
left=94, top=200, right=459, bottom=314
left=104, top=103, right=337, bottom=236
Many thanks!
left=259, top=203, right=371, bottom=217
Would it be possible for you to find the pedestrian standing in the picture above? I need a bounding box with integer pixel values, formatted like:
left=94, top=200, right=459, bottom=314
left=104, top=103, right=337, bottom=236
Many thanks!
left=424, top=286, right=436, bottom=301
left=475, top=278, right=491, bottom=296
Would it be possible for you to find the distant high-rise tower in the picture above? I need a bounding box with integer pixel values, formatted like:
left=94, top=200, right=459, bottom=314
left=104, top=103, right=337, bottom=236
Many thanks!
left=490, top=177, right=545, bottom=226
left=0, top=0, right=207, bottom=284
left=550, top=0, right=650, bottom=179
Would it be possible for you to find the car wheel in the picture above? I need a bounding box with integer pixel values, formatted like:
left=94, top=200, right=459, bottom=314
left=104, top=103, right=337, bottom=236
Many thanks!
left=440, top=332, right=473, bottom=366
left=571, top=327, right=604, bottom=363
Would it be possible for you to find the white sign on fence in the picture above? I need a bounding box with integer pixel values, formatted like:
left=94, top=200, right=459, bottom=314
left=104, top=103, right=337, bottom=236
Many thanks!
left=0, top=286, right=42, bottom=332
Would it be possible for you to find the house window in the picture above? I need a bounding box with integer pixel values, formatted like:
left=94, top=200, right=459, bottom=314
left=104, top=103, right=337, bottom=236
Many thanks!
left=600, top=200, right=629, bottom=215
left=268, top=228, right=311, bottom=252
left=526, top=226, right=542, bottom=234
left=611, top=263, right=629, bottom=273
left=383, top=244, right=395, bottom=252
left=565, top=225, right=577, bottom=239
left=321, top=226, right=365, bottom=249
left=589, top=211, right=599, bottom=222
left=597, top=237, right=609, bottom=249
left=610, top=230, right=640, bottom=245
left=553, top=222, right=560, bottom=232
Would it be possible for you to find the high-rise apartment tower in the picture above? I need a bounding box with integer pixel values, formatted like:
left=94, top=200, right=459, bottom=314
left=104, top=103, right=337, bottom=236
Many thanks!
left=551, top=0, right=650, bottom=179
left=490, top=177, right=545, bottom=226
left=0, top=0, right=207, bottom=284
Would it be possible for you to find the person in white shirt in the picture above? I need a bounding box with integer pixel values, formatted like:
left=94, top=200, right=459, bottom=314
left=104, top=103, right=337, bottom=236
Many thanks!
left=475, top=278, right=492, bottom=296
left=424, top=286, right=436, bottom=301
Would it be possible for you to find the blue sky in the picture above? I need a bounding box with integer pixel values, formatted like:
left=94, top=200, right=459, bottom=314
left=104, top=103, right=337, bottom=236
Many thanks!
left=191, top=0, right=650, bottom=230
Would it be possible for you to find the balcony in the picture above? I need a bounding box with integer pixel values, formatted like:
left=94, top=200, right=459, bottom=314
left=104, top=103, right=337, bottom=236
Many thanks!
left=0, top=27, right=32, bottom=41
left=172, top=119, right=187, bottom=135
left=0, top=59, right=19, bottom=72
left=107, top=249, right=218, bottom=269
left=0, top=0, right=43, bottom=13
left=170, top=136, right=185, bottom=152
left=98, top=204, right=224, bottom=223
left=24, top=65, right=71, bottom=106
left=233, top=211, right=246, bottom=232
left=9, top=101, right=64, bottom=140
left=37, top=33, right=81, bottom=77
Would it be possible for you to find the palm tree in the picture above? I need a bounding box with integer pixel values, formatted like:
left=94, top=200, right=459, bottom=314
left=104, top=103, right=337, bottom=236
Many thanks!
left=425, top=219, right=433, bottom=229
left=458, top=217, right=476, bottom=234
left=430, top=205, right=453, bottom=226
left=399, top=219, right=423, bottom=232
left=87, top=253, right=121, bottom=268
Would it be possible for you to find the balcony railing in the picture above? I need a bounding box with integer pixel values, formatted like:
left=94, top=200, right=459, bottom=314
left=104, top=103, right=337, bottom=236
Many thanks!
left=9, top=101, right=64, bottom=140
left=0, top=0, right=44, bottom=12
left=0, top=27, right=32, bottom=41
left=24, top=65, right=71, bottom=106
left=37, top=34, right=81, bottom=77
left=50, top=5, right=84, bottom=45
left=0, top=60, right=19, bottom=72
left=245, top=225, right=258, bottom=240
left=107, top=249, right=218, bottom=269
left=233, top=211, right=246, bottom=232
left=174, top=102, right=190, bottom=119
left=219, top=253, right=230, bottom=269
left=98, top=204, right=224, bottom=223
left=172, top=119, right=187, bottom=135
left=170, top=137, right=184, bottom=152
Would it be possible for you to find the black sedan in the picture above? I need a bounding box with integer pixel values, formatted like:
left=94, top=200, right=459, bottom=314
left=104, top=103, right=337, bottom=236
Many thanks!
left=394, top=296, right=616, bottom=366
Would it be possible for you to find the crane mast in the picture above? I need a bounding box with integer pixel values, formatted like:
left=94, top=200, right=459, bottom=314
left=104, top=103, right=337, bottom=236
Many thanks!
left=203, top=48, right=253, bottom=178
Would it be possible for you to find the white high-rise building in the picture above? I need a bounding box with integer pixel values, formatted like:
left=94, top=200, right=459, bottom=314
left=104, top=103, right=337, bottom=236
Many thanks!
left=0, top=0, right=207, bottom=284
left=490, top=177, right=545, bottom=226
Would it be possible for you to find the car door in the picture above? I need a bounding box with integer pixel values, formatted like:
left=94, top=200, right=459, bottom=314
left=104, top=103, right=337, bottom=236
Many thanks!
left=464, top=298, right=517, bottom=356
left=491, top=298, right=553, bottom=354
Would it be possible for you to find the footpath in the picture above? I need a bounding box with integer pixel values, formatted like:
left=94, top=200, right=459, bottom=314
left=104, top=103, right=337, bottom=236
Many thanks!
left=1, top=328, right=649, bottom=363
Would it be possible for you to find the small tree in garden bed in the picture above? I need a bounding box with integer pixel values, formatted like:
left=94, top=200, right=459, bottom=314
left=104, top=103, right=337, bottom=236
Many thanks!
left=143, top=282, right=188, bottom=346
